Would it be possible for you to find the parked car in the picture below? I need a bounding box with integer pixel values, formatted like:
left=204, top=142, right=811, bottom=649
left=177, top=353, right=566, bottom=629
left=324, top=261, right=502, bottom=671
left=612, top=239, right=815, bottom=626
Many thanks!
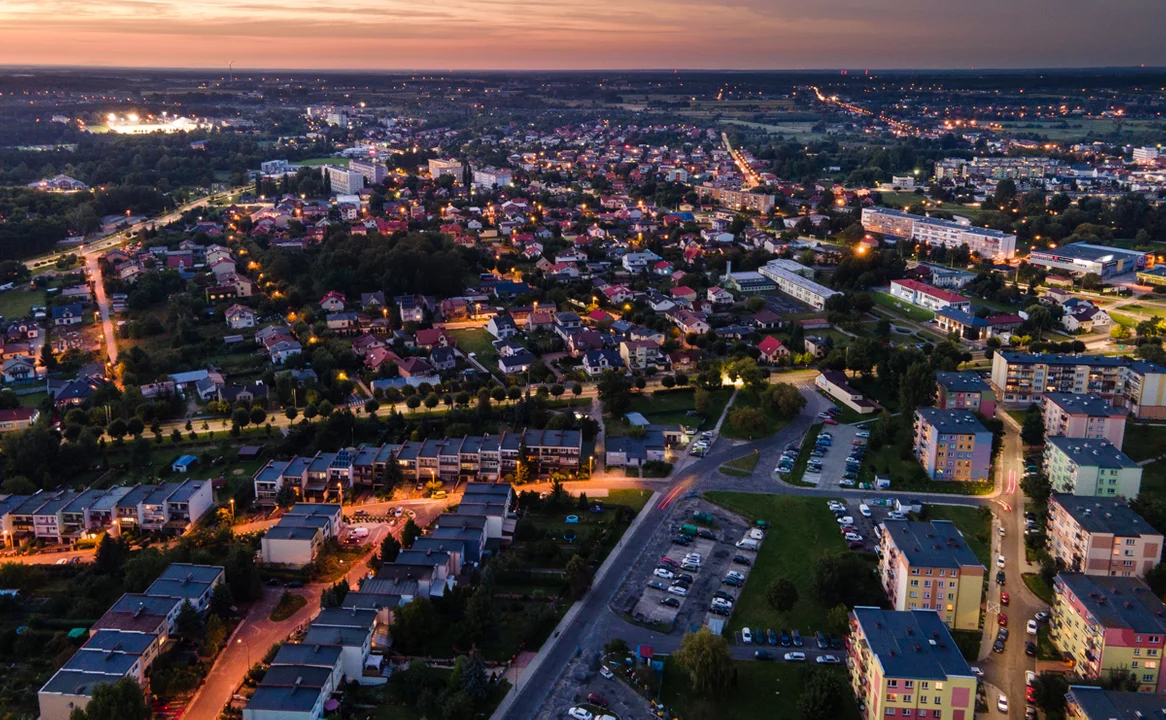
left=791, top=629, right=803, bottom=647
left=600, top=666, right=614, bottom=680
left=755, top=650, right=774, bottom=660
left=780, top=629, right=791, bottom=647
left=993, top=639, right=1005, bottom=653
left=587, top=693, right=608, bottom=708
left=998, top=613, right=1008, bottom=627
left=767, top=629, right=778, bottom=646
left=822, top=417, right=838, bottom=425
left=1025, top=641, right=1037, bottom=657
left=1001, top=592, right=1010, bottom=606
left=569, top=708, right=593, bottom=720
left=816, top=655, right=840, bottom=664
left=1035, top=611, right=1050, bottom=623
left=648, top=581, right=666, bottom=590
left=660, top=597, right=680, bottom=608
left=1026, top=619, right=1039, bottom=635
left=997, top=555, right=1006, bottom=569
left=654, top=568, right=675, bottom=579
left=742, top=628, right=753, bottom=644
left=997, top=695, right=1009, bottom=714
left=784, top=652, right=807, bottom=662
left=667, top=585, right=688, bottom=597
left=732, top=555, right=752, bottom=566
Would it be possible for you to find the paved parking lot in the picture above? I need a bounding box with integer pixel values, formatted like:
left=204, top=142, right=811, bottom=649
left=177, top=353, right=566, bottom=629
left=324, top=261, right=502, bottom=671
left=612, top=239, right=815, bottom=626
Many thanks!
left=534, top=650, right=655, bottom=720
left=762, top=293, right=811, bottom=315
left=612, top=497, right=752, bottom=633
left=803, top=423, right=863, bottom=489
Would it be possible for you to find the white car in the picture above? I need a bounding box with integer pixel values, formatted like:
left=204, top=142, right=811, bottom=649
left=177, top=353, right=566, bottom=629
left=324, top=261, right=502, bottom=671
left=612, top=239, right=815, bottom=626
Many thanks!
left=836, top=516, right=854, bottom=525
left=742, top=627, right=753, bottom=644
left=1026, top=619, right=1039, bottom=635
left=667, top=585, right=688, bottom=597
left=997, top=555, right=1006, bottom=569
left=970, top=666, right=984, bottom=678
left=654, top=568, right=675, bottom=580
left=600, top=666, right=614, bottom=680
left=749, top=528, right=765, bottom=540
left=998, top=526, right=1006, bottom=537
left=727, top=570, right=745, bottom=580
left=844, top=533, right=863, bottom=543
left=784, top=652, right=807, bottom=662
left=997, top=695, right=1008, bottom=713
left=685, top=553, right=703, bottom=562
left=815, top=654, right=840, bottom=664
left=1025, top=670, right=1036, bottom=687
left=569, top=707, right=594, bottom=720
left=839, top=479, right=856, bottom=488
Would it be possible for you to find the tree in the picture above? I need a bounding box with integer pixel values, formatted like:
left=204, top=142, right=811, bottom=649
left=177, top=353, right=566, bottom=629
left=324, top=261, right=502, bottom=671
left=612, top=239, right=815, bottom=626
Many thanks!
left=799, top=668, right=850, bottom=720
left=759, top=383, right=805, bottom=419
left=250, top=407, right=267, bottom=425
left=380, top=533, right=402, bottom=563
left=898, top=361, right=937, bottom=413
left=693, top=387, right=710, bottom=414
left=401, top=519, right=421, bottom=548
left=382, top=457, right=404, bottom=489
left=766, top=578, right=798, bottom=613
left=673, top=627, right=734, bottom=698
left=231, top=407, right=250, bottom=429
left=1021, top=407, right=1045, bottom=446
left=203, top=613, right=227, bottom=656
left=126, top=417, right=145, bottom=437
left=391, top=596, right=439, bottom=654
left=597, top=370, right=633, bottom=416
left=727, top=406, right=767, bottom=435
left=846, top=338, right=882, bottom=378
left=1111, top=324, right=1132, bottom=340
left=565, top=554, right=594, bottom=599
left=106, top=418, right=127, bottom=441
left=209, top=582, right=233, bottom=619
left=68, top=676, right=149, bottom=720
left=175, top=599, right=202, bottom=640
left=604, top=637, right=630, bottom=658
left=274, top=484, right=296, bottom=508
left=826, top=603, right=851, bottom=637
left=1030, top=671, right=1069, bottom=716
left=810, top=552, right=885, bottom=608
left=93, top=534, right=128, bottom=577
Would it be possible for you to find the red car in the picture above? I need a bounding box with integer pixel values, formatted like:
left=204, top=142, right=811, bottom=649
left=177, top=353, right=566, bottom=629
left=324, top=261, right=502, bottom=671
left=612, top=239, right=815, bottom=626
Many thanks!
left=587, top=693, right=608, bottom=708
left=1025, top=686, right=1036, bottom=704
left=1001, top=592, right=1010, bottom=606
left=660, top=558, right=679, bottom=568
left=998, top=613, right=1008, bottom=627
left=822, top=417, right=838, bottom=425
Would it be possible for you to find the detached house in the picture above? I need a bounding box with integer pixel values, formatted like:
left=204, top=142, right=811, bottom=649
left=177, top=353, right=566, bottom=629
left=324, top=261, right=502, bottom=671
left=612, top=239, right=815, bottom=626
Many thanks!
left=318, top=291, right=347, bottom=313
left=757, top=336, right=790, bottom=364
left=51, top=304, right=84, bottom=326
left=583, top=349, right=624, bottom=376
left=224, top=304, right=257, bottom=330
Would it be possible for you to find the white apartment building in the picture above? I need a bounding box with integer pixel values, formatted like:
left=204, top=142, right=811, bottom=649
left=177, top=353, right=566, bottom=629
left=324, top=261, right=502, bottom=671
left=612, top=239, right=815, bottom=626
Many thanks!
left=322, top=166, right=364, bottom=195
left=428, top=158, right=464, bottom=180
left=757, top=259, right=840, bottom=310
left=472, top=167, right=512, bottom=188
left=861, top=207, right=1016, bottom=260
left=348, top=158, right=387, bottom=185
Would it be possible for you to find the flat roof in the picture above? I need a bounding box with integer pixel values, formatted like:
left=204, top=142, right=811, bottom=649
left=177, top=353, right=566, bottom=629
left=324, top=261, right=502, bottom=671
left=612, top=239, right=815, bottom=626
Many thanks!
left=882, top=520, right=984, bottom=570
left=272, top=642, right=343, bottom=668
left=1052, top=495, right=1159, bottom=538
left=852, top=607, right=974, bottom=681
left=996, top=351, right=1127, bottom=367
left=264, top=525, right=321, bottom=541
left=302, top=625, right=370, bottom=648
left=244, top=684, right=325, bottom=713
left=1047, top=437, right=1138, bottom=469
left=63, top=648, right=141, bottom=675
left=39, top=669, right=120, bottom=698
left=1043, top=393, right=1126, bottom=418
left=1032, top=242, right=1148, bottom=263
left=915, top=408, right=989, bottom=436
left=83, top=629, right=156, bottom=655
left=935, top=371, right=990, bottom=393
left=1057, top=573, right=1166, bottom=634
left=258, top=664, right=333, bottom=689
left=1065, top=685, right=1166, bottom=719
left=311, top=607, right=377, bottom=630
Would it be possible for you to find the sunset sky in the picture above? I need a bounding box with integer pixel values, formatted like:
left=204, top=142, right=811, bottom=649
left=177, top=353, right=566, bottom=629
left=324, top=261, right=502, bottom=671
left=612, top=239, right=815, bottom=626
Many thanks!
left=1, top=0, right=1163, bottom=70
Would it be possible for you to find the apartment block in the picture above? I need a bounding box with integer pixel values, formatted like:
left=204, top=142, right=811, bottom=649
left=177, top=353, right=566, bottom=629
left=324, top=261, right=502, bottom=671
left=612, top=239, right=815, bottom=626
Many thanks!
left=1123, top=360, right=1166, bottom=419
left=1042, top=393, right=1128, bottom=448
left=990, top=351, right=1129, bottom=407
left=879, top=520, right=985, bottom=630
left=347, top=158, right=387, bottom=185
left=1051, top=573, right=1166, bottom=692
left=934, top=371, right=995, bottom=417
left=861, top=207, right=1016, bottom=260
left=427, top=158, right=464, bottom=180
left=1065, top=685, right=1166, bottom=719
left=1044, top=437, right=1142, bottom=499
left=846, top=607, right=977, bottom=720
left=913, top=408, right=993, bottom=482
left=889, top=279, right=971, bottom=313
left=1048, top=495, right=1162, bottom=578
left=321, top=165, right=364, bottom=195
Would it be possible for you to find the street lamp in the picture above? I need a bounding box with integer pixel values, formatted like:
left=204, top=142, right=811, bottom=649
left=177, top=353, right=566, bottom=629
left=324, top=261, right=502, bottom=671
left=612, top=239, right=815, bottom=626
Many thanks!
left=237, top=638, right=251, bottom=669
left=229, top=498, right=235, bottom=523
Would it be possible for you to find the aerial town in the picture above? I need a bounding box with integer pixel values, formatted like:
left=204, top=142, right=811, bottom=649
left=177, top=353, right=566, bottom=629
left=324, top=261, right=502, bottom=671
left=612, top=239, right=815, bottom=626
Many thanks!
left=0, top=66, right=1163, bottom=720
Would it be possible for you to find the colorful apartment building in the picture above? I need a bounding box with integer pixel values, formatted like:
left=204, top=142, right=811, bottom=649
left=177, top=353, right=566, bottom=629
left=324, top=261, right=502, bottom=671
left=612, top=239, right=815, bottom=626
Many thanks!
left=989, top=352, right=1166, bottom=417
left=934, top=371, right=995, bottom=418
left=1123, top=360, right=1166, bottom=419
left=878, top=520, right=985, bottom=630
left=1042, top=393, right=1128, bottom=448
left=847, top=607, right=978, bottom=720
left=1048, top=495, right=1162, bottom=578
left=1064, top=685, right=1166, bottom=718
left=913, top=408, right=993, bottom=482
left=1044, top=437, right=1142, bottom=499
left=1051, top=573, right=1166, bottom=692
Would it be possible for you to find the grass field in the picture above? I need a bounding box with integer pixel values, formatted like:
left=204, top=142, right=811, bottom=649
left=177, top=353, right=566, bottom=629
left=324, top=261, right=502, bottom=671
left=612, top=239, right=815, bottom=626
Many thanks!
left=606, top=488, right=653, bottom=513
left=660, top=659, right=858, bottom=720
left=925, top=505, right=993, bottom=566
left=294, top=157, right=348, bottom=167
left=448, top=327, right=498, bottom=365
left=608, top=388, right=733, bottom=436
left=0, top=288, right=41, bottom=321
left=1121, top=423, right=1166, bottom=463
left=878, top=193, right=984, bottom=223
left=1024, top=573, right=1055, bottom=605
left=873, top=292, right=935, bottom=322
left=720, top=452, right=761, bottom=477
left=704, top=492, right=869, bottom=633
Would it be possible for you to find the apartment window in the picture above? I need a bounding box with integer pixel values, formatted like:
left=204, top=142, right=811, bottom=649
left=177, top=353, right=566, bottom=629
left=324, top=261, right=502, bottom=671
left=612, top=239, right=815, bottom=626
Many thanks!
left=925, top=569, right=933, bottom=576
left=888, top=680, right=898, bottom=688
left=909, top=591, right=918, bottom=598
left=938, top=570, right=945, bottom=577
left=1145, top=674, right=1155, bottom=683
left=1149, top=649, right=1159, bottom=657
left=911, top=569, right=920, bottom=576
left=934, top=698, right=941, bottom=707
left=1132, top=660, right=1139, bottom=667
left=911, top=580, right=920, bottom=587
left=920, top=682, right=929, bottom=690
left=1134, top=649, right=1141, bottom=657
left=885, top=710, right=896, bottom=717
left=1137, top=636, right=1143, bottom=643
left=1150, top=636, right=1161, bottom=644
left=923, top=580, right=931, bottom=587
left=1127, top=538, right=1137, bottom=545
left=920, top=696, right=927, bottom=704
left=902, top=709, right=912, bottom=716
left=904, top=681, right=914, bottom=689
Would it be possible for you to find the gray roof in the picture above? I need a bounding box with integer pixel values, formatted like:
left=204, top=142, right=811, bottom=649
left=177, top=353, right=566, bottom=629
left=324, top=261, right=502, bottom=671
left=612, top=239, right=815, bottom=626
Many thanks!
left=996, top=351, right=1127, bottom=368
left=1047, top=437, right=1138, bottom=469
left=245, top=684, right=325, bottom=713
left=258, top=664, right=333, bottom=689
left=63, top=648, right=141, bottom=675
left=1052, top=495, right=1159, bottom=537
left=1056, top=573, right=1166, bottom=634
left=286, top=503, right=341, bottom=519
left=83, top=630, right=156, bottom=655
left=155, top=563, right=224, bottom=584
left=1065, top=685, right=1166, bottom=719
left=271, top=643, right=343, bottom=668
left=108, top=593, right=180, bottom=617
left=882, top=520, right=985, bottom=570
left=915, top=407, right=990, bottom=436
left=39, top=669, right=119, bottom=698
left=311, top=607, right=377, bottom=630
left=935, top=371, right=990, bottom=394
left=302, top=625, right=370, bottom=648
left=264, top=525, right=321, bottom=541
left=341, top=592, right=403, bottom=612
left=360, top=578, right=419, bottom=596
left=164, top=480, right=207, bottom=504
left=852, top=607, right=974, bottom=681
left=1043, top=393, right=1125, bottom=418
left=395, top=549, right=450, bottom=567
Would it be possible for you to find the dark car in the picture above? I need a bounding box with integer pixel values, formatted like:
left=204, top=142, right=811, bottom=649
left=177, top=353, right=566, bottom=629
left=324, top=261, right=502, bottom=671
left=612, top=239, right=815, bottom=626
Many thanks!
left=586, top=693, right=608, bottom=708
left=714, top=590, right=734, bottom=601
left=660, top=597, right=680, bottom=608
left=286, top=580, right=304, bottom=589
left=830, top=636, right=843, bottom=650
left=997, top=628, right=1009, bottom=642
left=1025, top=641, right=1037, bottom=657
left=710, top=606, right=730, bottom=617
left=732, top=555, right=752, bottom=566
left=722, top=576, right=743, bottom=587
left=265, top=577, right=281, bottom=587
left=697, top=529, right=716, bottom=540
left=671, top=536, right=691, bottom=546
left=677, top=573, right=695, bottom=583
left=996, top=571, right=1006, bottom=585
left=768, top=629, right=778, bottom=646
left=791, top=629, right=803, bottom=647
left=993, top=640, right=1005, bottom=654
left=755, top=650, right=774, bottom=661
left=780, top=629, right=791, bottom=647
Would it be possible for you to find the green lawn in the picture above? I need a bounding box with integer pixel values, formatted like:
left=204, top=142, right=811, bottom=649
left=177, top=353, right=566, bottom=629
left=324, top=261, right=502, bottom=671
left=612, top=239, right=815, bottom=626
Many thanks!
left=1023, top=573, right=1055, bottom=605
left=629, top=387, right=733, bottom=429
left=1121, top=423, right=1166, bottom=463
left=448, top=327, right=498, bottom=364
left=704, top=493, right=870, bottom=632
left=606, top=488, right=653, bottom=513
left=720, top=452, right=761, bottom=477
left=660, top=659, right=858, bottom=720
left=924, top=505, right=993, bottom=567
left=873, top=291, right=935, bottom=322
left=293, top=157, right=348, bottom=166
left=0, top=288, right=41, bottom=321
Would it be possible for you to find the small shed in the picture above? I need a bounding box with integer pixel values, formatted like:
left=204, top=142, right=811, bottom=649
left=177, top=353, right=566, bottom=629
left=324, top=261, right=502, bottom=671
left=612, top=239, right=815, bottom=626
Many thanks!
left=172, top=455, right=197, bottom=473
left=237, top=445, right=262, bottom=461
left=625, top=412, right=651, bottom=428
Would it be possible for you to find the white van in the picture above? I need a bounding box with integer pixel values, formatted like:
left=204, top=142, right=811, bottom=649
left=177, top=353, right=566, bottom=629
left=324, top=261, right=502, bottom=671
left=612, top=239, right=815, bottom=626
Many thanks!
left=736, top=538, right=759, bottom=551
left=859, top=504, right=872, bottom=518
